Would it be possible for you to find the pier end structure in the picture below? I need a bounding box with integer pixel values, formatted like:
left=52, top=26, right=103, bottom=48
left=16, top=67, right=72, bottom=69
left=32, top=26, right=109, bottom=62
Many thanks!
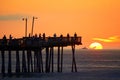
left=0, top=34, right=82, bottom=75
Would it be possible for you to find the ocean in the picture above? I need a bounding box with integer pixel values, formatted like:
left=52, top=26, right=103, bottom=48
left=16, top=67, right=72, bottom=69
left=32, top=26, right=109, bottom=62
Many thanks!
left=0, top=49, right=120, bottom=80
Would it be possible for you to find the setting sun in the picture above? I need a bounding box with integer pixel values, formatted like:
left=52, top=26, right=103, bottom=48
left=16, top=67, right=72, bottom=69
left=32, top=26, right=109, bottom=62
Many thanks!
left=89, top=42, right=103, bottom=50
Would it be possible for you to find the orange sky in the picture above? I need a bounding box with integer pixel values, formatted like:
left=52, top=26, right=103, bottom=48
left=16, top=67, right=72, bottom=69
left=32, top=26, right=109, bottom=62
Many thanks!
left=0, top=0, right=120, bottom=49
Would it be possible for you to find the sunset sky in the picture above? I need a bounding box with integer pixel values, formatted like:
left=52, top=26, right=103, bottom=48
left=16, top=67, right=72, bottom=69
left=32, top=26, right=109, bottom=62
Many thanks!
left=0, top=0, right=120, bottom=49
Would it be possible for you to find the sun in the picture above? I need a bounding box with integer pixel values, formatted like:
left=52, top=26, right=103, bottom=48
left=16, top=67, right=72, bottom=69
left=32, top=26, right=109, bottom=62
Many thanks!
left=89, top=42, right=103, bottom=50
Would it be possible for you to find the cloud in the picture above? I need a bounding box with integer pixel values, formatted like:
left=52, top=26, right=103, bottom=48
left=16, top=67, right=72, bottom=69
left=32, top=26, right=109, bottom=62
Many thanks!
left=0, top=14, right=30, bottom=21
left=93, top=36, right=120, bottom=42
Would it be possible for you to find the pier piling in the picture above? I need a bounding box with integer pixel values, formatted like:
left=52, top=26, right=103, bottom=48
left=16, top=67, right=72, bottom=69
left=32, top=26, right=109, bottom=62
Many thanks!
left=71, top=44, right=77, bottom=72
left=22, top=50, right=27, bottom=73
left=60, top=46, right=63, bottom=72
left=16, top=50, right=20, bottom=73
left=1, top=50, right=5, bottom=76
left=8, top=50, right=12, bottom=75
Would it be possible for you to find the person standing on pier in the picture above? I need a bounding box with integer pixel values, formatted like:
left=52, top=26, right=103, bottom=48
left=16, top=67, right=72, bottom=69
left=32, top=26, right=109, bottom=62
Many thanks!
left=60, top=34, right=63, bottom=42
left=67, top=33, right=70, bottom=42
left=9, top=35, right=13, bottom=45
left=54, top=33, right=56, bottom=38
left=2, top=35, right=7, bottom=45
left=74, top=32, right=77, bottom=38
left=43, top=33, right=46, bottom=40
left=74, top=32, right=77, bottom=42
left=39, top=33, right=41, bottom=39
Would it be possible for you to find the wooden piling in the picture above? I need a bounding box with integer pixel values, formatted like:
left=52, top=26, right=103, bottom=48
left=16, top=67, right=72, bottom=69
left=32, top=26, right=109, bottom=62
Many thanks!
left=29, top=50, right=33, bottom=72
left=71, top=44, right=77, bottom=72
left=57, top=46, right=60, bottom=72
left=45, top=47, right=49, bottom=73
left=1, top=50, right=5, bottom=75
left=34, top=50, right=37, bottom=72
left=36, top=50, right=41, bottom=72
left=22, top=50, right=27, bottom=73
left=51, top=47, right=54, bottom=72
left=60, top=46, right=63, bottom=72
left=16, top=50, right=20, bottom=73
left=27, top=50, right=31, bottom=72
left=48, top=47, right=51, bottom=72
left=33, top=50, right=40, bottom=72
left=39, top=48, right=43, bottom=72
left=8, top=50, right=12, bottom=74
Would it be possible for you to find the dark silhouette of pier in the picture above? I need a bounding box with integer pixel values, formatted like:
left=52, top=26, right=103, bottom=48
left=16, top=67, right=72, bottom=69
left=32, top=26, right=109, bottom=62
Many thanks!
left=0, top=33, right=82, bottom=77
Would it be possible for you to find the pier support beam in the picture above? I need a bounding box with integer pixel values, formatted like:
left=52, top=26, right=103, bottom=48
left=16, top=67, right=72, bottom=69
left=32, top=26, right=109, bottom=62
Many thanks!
left=8, top=50, right=12, bottom=75
left=71, top=44, right=77, bottom=72
left=57, top=46, right=63, bottom=72
left=26, top=50, right=33, bottom=72
left=48, top=47, right=54, bottom=72
left=57, top=46, right=60, bottom=72
left=36, top=50, right=41, bottom=72
left=51, top=47, right=54, bottom=72
left=34, top=50, right=38, bottom=72
left=16, top=50, right=20, bottom=73
left=39, top=48, right=44, bottom=72
left=30, top=50, right=33, bottom=72
left=22, top=50, right=27, bottom=73
left=45, top=47, right=49, bottom=73
left=60, top=46, right=63, bottom=72
left=1, top=50, right=5, bottom=76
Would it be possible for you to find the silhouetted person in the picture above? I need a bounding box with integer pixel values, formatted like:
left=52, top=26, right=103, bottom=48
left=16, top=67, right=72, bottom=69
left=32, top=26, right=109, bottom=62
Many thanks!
left=43, top=33, right=46, bottom=40
left=53, top=33, right=56, bottom=38
left=74, top=32, right=77, bottom=38
left=9, top=35, right=13, bottom=45
left=60, top=34, right=63, bottom=38
left=39, top=33, right=41, bottom=39
left=60, top=34, right=63, bottom=41
left=2, top=35, right=7, bottom=45
left=74, top=32, right=77, bottom=41
left=35, top=34, right=37, bottom=38
left=67, top=33, right=70, bottom=38
left=9, top=35, right=12, bottom=40
left=29, top=33, right=31, bottom=38
left=3, top=35, right=6, bottom=40
left=67, top=33, right=70, bottom=42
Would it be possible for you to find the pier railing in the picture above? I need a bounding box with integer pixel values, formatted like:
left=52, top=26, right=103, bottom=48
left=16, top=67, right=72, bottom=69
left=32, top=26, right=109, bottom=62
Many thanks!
left=0, top=36, right=82, bottom=49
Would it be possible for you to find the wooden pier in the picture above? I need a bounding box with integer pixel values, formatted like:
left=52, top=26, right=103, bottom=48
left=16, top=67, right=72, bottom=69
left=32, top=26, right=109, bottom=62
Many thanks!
left=0, top=34, right=82, bottom=76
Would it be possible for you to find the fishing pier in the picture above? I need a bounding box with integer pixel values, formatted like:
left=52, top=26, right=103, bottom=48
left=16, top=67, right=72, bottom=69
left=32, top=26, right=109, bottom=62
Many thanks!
left=0, top=34, right=82, bottom=76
